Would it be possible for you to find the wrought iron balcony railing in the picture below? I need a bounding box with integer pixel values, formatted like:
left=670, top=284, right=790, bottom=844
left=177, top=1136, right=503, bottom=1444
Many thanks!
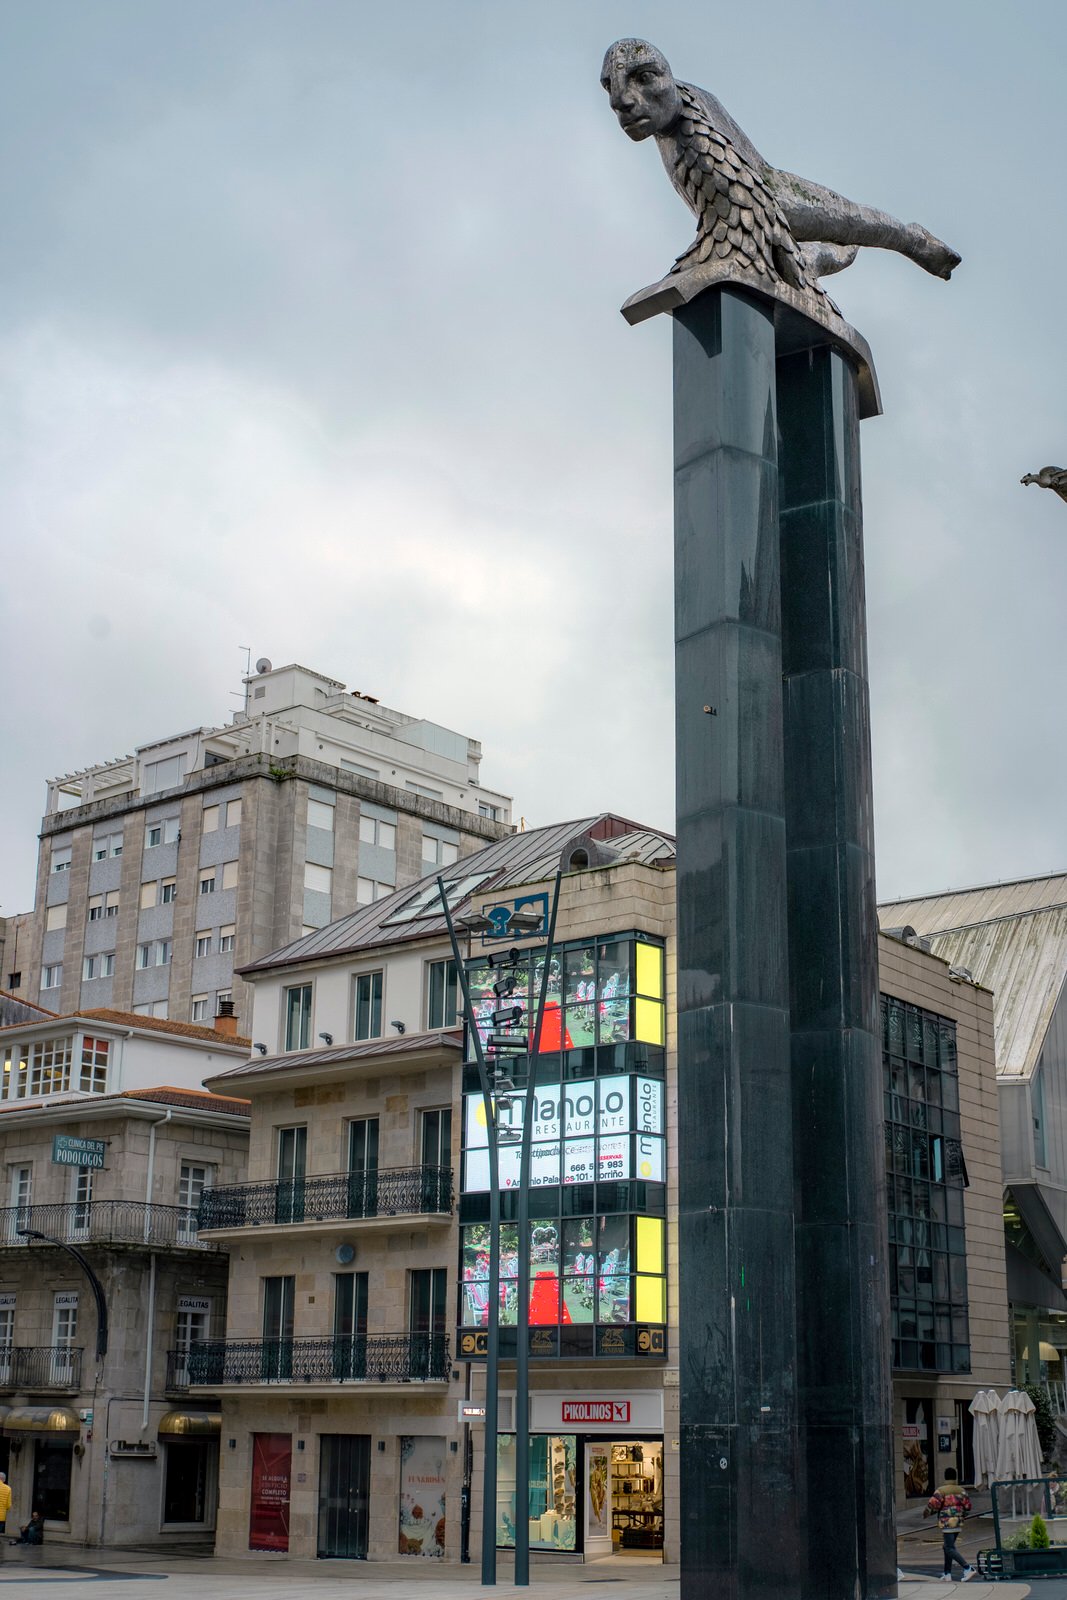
left=187, top=1332, right=451, bottom=1386
left=0, top=1201, right=216, bottom=1251
left=0, top=1346, right=83, bottom=1390
left=197, top=1165, right=453, bottom=1231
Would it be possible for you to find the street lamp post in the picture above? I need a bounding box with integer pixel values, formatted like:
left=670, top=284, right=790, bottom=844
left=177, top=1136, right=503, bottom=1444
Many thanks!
left=440, top=873, right=562, bottom=1588
left=18, top=1229, right=109, bottom=1358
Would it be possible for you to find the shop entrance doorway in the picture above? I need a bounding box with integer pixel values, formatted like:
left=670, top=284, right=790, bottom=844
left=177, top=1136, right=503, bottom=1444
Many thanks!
left=317, top=1434, right=369, bottom=1559
left=605, top=1440, right=663, bottom=1557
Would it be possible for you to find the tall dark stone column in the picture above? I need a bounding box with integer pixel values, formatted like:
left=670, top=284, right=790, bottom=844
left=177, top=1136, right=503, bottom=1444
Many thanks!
left=675, top=287, right=801, bottom=1600
left=777, top=347, right=896, bottom=1599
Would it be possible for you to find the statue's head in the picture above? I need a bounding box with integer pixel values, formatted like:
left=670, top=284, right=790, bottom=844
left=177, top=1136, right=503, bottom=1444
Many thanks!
left=601, top=39, right=682, bottom=141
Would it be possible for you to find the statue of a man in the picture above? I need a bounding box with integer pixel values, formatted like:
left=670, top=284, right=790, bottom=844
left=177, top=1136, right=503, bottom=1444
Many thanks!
left=602, top=39, right=961, bottom=293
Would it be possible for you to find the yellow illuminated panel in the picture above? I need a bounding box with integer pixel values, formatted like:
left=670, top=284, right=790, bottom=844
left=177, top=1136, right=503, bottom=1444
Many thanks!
left=635, top=1274, right=665, bottom=1323
left=636, top=1216, right=664, bottom=1274
left=635, top=942, right=663, bottom=999
left=634, top=997, right=664, bottom=1045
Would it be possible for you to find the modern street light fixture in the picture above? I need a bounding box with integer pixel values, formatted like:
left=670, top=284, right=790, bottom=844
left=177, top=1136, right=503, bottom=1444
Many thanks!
left=18, top=1229, right=109, bottom=1358
left=439, top=871, right=562, bottom=1588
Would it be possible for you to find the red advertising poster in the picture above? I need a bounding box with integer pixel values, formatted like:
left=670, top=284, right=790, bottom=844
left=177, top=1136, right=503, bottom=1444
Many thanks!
left=249, top=1432, right=292, bottom=1551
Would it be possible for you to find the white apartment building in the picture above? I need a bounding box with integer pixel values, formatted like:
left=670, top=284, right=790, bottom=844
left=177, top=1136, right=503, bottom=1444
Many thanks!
left=9, top=662, right=512, bottom=1033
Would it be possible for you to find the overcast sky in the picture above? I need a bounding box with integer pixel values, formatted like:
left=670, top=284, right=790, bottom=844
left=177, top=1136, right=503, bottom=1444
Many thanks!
left=2, top=0, right=1064, bottom=913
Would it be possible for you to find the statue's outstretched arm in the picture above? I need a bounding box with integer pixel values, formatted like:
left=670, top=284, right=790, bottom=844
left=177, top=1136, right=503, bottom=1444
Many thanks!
left=770, top=169, right=960, bottom=280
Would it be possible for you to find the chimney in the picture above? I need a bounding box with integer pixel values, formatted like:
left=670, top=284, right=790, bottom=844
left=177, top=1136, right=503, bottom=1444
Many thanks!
left=214, top=998, right=238, bottom=1039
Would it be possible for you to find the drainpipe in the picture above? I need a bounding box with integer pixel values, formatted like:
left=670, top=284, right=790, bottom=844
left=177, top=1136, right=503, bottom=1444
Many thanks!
left=142, top=1108, right=172, bottom=1429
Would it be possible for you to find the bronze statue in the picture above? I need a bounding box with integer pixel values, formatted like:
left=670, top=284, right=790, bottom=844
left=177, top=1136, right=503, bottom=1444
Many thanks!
left=1021, top=467, right=1067, bottom=504
left=601, top=39, right=961, bottom=297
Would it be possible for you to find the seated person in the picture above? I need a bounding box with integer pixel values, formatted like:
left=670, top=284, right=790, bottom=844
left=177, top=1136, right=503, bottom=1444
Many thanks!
left=11, top=1511, right=44, bottom=1545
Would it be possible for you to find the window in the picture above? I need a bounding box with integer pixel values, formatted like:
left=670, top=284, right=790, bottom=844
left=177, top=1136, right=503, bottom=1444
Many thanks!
left=136, top=943, right=152, bottom=969
left=198, top=869, right=216, bottom=896
left=29, top=1037, right=72, bottom=1096
left=358, top=814, right=396, bottom=849
left=178, top=1163, right=211, bottom=1241
left=70, top=1166, right=93, bottom=1236
left=45, top=904, right=67, bottom=933
left=4, top=1047, right=30, bottom=1102
left=88, top=896, right=103, bottom=922
left=134, top=1000, right=169, bottom=1018
left=50, top=846, right=72, bottom=874
left=333, top=1272, right=369, bottom=1360
left=215, top=990, right=231, bottom=1013
left=42, top=965, right=62, bottom=989
left=157, top=940, right=173, bottom=967
left=356, top=877, right=390, bottom=905
left=262, top=1276, right=295, bottom=1347
left=304, top=862, right=331, bottom=895
left=882, top=996, right=970, bottom=1374
left=191, top=995, right=209, bottom=1023
left=160, top=878, right=177, bottom=905
left=10, top=1166, right=32, bottom=1215
left=218, top=925, right=235, bottom=954
left=422, top=835, right=458, bottom=868
left=100, top=953, right=114, bottom=978
left=276, top=1127, right=307, bottom=1224
left=195, top=934, right=212, bottom=959
left=427, top=959, right=458, bottom=1029
left=92, top=832, right=122, bottom=860
left=105, top=891, right=119, bottom=918
left=79, top=1036, right=109, bottom=1093
left=82, top=955, right=99, bottom=981
left=221, top=860, right=239, bottom=891
left=225, top=798, right=242, bottom=829
left=479, top=803, right=502, bottom=821
left=201, top=805, right=220, bottom=834
left=52, top=1292, right=79, bottom=1383
left=6, top=972, right=20, bottom=990
left=406, top=781, right=444, bottom=800
left=147, top=817, right=181, bottom=847
left=354, top=971, right=383, bottom=1040
left=409, top=1268, right=448, bottom=1375
left=175, top=1297, right=211, bottom=1350
left=140, top=882, right=156, bottom=910
left=307, top=798, right=334, bottom=832
left=0, top=1302, right=14, bottom=1381
left=284, top=985, right=312, bottom=1051
left=421, top=1107, right=452, bottom=1170
left=143, top=754, right=187, bottom=794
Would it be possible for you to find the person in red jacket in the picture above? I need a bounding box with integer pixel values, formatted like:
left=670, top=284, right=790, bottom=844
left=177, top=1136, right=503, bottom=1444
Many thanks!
left=925, top=1469, right=975, bottom=1582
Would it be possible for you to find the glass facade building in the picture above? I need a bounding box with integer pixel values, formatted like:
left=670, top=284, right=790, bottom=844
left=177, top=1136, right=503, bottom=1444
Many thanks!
left=882, top=994, right=971, bottom=1373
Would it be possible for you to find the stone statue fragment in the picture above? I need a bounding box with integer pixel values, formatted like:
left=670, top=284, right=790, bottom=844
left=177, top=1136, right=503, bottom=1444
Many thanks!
left=1021, top=466, right=1067, bottom=504
left=601, top=39, right=961, bottom=307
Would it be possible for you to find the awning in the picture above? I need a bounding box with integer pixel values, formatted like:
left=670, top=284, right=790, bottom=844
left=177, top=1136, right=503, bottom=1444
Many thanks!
left=157, top=1410, right=221, bottom=1438
left=5, top=1406, right=80, bottom=1435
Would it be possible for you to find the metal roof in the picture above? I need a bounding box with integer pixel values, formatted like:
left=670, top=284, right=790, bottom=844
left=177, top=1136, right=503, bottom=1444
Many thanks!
left=879, top=874, right=1067, bottom=1079
left=240, top=814, right=675, bottom=975
left=207, top=1027, right=463, bottom=1084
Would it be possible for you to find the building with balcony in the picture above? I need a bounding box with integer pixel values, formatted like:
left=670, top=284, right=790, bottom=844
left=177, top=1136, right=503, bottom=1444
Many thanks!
left=197, top=817, right=1013, bottom=1564
left=0, top=1040, right=250, bottom=1545
left=8, top=660, right=512, bottom=1032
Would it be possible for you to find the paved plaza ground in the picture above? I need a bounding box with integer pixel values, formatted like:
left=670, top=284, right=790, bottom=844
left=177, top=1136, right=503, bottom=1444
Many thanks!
left=0, top=1517, right=1058, bottom=1600
left=0, top=1545, right=1052, bottom=1600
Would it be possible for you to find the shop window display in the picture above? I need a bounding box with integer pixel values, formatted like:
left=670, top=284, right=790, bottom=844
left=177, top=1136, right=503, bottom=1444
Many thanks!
left=497, top=1434, right=577, bottom=1551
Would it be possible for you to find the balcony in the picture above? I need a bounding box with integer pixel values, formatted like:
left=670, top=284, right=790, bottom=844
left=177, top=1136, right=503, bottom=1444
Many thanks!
left=197, top=1166, right=453, bottom=1239
left=187, top=1333, right=450, bottom=1393
left=0, top=1202, right=218, bottom=1252
left=0, top=1347, right=83, bottom=1391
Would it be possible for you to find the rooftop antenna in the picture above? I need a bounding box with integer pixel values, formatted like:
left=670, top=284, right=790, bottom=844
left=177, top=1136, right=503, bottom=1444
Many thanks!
left=231, top=646, right=252, bottom=705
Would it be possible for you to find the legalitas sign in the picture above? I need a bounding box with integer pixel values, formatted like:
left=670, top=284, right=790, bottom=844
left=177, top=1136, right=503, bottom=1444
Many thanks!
left=562, top=1401, right=630, bottom=1425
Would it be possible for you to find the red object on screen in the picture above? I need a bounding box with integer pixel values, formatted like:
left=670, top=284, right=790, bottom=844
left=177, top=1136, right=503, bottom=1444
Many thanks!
left=529, top=1270, right=571, bottom=1324
left=537, top=1002, right=572, bottom=1052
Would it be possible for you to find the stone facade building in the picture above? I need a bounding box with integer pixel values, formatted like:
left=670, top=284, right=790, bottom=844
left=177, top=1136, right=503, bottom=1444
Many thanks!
left=0, top=1065, right=249, bottom=1546
left=8, top=662, right=512, bottom=1033
left=192, top=816, right=1012, bottom=1562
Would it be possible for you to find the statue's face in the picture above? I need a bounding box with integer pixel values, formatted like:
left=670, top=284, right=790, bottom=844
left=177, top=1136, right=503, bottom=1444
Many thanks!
left=601, top=40, right=682, bottom=141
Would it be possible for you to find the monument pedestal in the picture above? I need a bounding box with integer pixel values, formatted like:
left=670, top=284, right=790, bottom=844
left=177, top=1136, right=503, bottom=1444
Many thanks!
left=674, top=286, right=895, bottom=1599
